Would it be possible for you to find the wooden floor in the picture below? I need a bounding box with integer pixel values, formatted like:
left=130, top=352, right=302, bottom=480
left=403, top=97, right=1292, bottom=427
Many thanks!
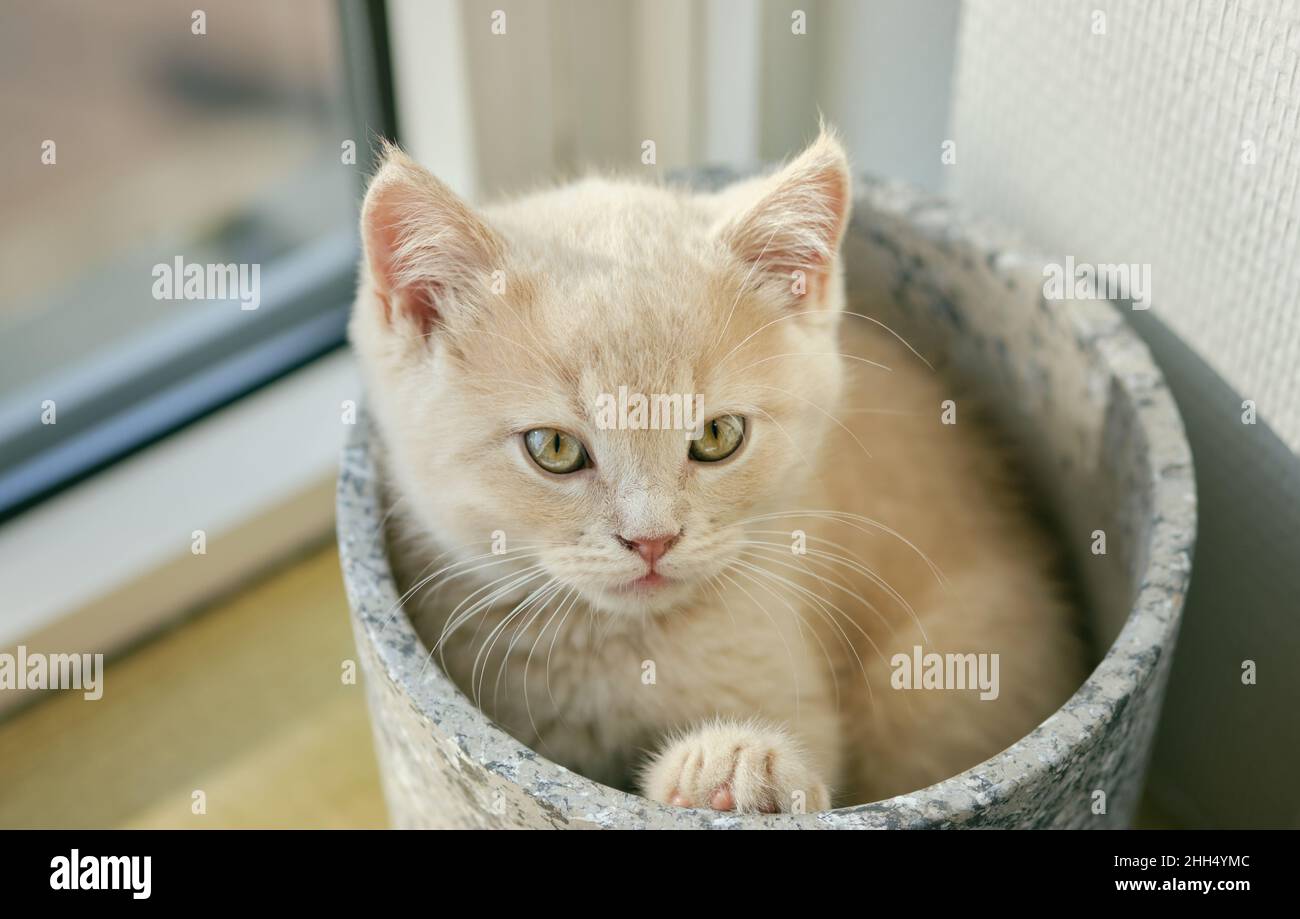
left=0, top=545, right=388, bottom=829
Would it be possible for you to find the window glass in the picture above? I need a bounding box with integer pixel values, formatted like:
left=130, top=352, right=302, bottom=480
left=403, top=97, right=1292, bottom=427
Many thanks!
left=0, top=0, right=367, bottom=516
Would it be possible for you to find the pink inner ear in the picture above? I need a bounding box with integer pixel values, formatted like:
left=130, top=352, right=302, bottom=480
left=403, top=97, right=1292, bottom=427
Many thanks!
left=363, top=200, right=443, bottom=336
left=402, top=284, right=442, bottom=337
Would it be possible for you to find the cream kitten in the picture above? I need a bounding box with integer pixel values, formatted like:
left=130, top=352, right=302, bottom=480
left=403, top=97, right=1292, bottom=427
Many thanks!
left=351, top=130, right=1086, bottom=813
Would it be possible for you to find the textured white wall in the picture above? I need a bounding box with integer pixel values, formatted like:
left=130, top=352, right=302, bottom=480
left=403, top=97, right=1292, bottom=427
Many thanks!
left=948, top=0, right=1300, bottom=453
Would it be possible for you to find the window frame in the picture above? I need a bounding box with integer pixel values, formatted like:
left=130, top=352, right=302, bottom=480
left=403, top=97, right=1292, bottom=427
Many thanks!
left=0, top=0, right=397, bottom=523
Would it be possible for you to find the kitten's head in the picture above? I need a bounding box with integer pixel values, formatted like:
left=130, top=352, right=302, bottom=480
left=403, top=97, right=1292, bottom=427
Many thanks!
left=353, top=131, right=851, bottom=617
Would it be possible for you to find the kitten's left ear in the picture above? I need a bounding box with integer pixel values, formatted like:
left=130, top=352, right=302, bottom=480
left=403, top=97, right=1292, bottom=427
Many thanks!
left=716, top=128, right=851, bottom=304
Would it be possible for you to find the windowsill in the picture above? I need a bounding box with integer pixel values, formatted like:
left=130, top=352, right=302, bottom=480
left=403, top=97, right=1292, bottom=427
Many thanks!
left=0, top=542, right=386, bottom=828
left=0, top=349, right=360, bottom=716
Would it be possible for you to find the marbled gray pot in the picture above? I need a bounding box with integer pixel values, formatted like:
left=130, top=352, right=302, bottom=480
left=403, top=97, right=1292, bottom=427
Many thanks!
left=337, top=174, right=1196, bottom=829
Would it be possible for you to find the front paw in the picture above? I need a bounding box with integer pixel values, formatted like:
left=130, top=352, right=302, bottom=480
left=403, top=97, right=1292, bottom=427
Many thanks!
left=641, top=720, right=830, bottom=814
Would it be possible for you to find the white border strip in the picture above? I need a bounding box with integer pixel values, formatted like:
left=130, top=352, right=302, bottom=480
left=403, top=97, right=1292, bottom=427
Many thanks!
left=387, top=0, right=478, bottom=197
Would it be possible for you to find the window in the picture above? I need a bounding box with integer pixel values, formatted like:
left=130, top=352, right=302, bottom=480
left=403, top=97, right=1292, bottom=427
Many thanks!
left=0, top=0, right=393, bottom=520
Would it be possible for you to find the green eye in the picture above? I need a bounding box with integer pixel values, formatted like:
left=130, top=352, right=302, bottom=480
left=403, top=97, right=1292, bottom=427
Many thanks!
left=690, top=414, right=745, bottom=462
left=524, top=427, right=588, bottom=474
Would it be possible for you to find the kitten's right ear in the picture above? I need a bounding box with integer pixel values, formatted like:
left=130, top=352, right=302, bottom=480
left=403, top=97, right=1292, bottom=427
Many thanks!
left=360, top=143, right=502, bottom=338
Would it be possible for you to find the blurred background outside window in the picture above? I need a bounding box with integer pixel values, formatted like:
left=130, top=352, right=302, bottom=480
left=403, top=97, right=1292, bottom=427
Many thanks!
left=0, top=0, right=380, bottom=517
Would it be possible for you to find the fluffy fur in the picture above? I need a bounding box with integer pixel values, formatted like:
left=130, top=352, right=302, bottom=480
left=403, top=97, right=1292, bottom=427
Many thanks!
left=351, top=130, right=1085, bottom=812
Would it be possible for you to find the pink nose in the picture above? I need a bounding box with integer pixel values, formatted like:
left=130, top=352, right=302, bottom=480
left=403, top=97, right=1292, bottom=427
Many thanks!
left=617, top=532, right=680, bottom=567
